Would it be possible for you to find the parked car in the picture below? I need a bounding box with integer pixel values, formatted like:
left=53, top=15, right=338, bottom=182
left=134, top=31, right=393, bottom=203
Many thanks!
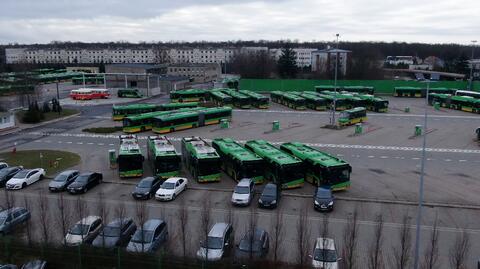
left=311, top=237, right=341, bottom=268
left=132, top=177, right=162, bottom=200
left=314, top=187, right=334, bottom=212
left=6, top=168, right=45, bottom=190
left=0, top=163, right=8, bottom=170
left=196, top=222, right=233, bottom=261
left=126, top=219, right=168, bottom=253
left=0, top=167, right=22, bottom=188
left=67, top=172, right=102, bottom=194
left=92, top=218, right=137, bottom=248
left=231, top=178, right=255, bottom=206
left=21, top=260, right=46, bottom=269
left=48, top=170, right=79, bottom=192
left=155, top=177, right=187, bottom=201
left=235, top=228, right=269, bottom=260
left=65, top=216, right=103, bottom=246
left=0, top=265, right=17, bottom=269
left=0, top=207, right=30, bottom=235
left=258, top=183, right=280, bottom=209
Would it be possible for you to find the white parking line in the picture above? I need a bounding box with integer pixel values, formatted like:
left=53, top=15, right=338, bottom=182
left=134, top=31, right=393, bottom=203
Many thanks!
left=97, top=143, right=104, bottom=146
left=66, top=141, right=72, bottom=144
left=76, top=142, right=83, bottom=145
left=368, top=156, right=375, bottom=158
left=380, top=156, right=389, bottom=159
left=412, top=157, right=420, bottom=160
left=445, top=159, right=452, bottom=162
left=459, top=160, right=468, bottom=162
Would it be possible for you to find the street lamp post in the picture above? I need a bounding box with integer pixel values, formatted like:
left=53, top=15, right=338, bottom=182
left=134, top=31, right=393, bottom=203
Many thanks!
left=469, top=40, right=477, bottom=91
left=330, top=33, right=340, bottom=126
left=413, top=80, right=431, bottom=269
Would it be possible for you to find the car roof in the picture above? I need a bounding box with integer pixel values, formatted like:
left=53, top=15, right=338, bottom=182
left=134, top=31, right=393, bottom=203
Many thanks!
left=164, top=177, right=185, bottom=183
left=77, top=215, right=101, bottom=225
left=0, top=207, right=26, bottom=216
left=59, top=170, right=78, bottom=175
left=142, top=219, right=164, bottom=230
left=315, top=237, right=335, bottom=250
left=317, top=187, right=332, bottom=194
left=264, top=183, right=277, bottom=190
left=79, top=172, right=95, bottom=176
left=140, top=177, right=156, bottom=183
left=237, top=178, right=252, bottom=186
left=209, top=222, right=230, bottom=237
left=107, top=218, right=132, bottom=228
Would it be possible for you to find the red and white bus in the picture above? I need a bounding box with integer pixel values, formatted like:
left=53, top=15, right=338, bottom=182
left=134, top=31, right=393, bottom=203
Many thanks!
left=70, top=88, right=110, bottom=100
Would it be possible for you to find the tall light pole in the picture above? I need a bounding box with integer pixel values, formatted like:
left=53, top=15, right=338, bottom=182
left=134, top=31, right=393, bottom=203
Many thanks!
left=469, top=40, right=477, bottom=91
left=413, top=79, right=431, bottom=269
left=330, top=33, right=340, bottom=126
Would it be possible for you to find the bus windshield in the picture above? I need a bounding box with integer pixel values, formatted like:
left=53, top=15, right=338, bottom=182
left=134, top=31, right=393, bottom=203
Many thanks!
left=320, top=165, right=350, bottom=185
left=241, top=161, right=262, bottom=178
left=155, top=157, right=180, bottom=173
left=123, top=118, right=134, bottom=127
left=280, top=164, right=303, bottom=184
left=198, top=159, right=219, bottom=176
left=118, top=155, right=143, bottom=172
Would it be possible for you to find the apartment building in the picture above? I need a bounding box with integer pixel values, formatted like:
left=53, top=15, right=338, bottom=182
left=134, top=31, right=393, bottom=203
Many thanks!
left=166, top=48, right=236, bottom=64
left=167, top=63, right=221, bottom=83
left=269, top=48, right=316, bottom=68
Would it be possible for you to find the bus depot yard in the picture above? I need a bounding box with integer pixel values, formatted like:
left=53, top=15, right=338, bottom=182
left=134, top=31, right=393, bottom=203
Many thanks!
left=1, top=86, right=480, bottom=268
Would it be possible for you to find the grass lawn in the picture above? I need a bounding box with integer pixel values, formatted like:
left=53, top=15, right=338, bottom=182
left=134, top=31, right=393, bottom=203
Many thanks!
left=82, top=126, right=122, bottom=133
left=0, top=150, right=81, bottom=177
left=16, top=108, right=79, bottom=124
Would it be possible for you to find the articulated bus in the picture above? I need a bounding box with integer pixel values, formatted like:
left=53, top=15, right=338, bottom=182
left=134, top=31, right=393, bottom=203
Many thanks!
left=221, top=89, right=252, bottom=109
left=299, top=92, right=328, bottom=111
left=170, top=89, right=208, bottom=103
left=245, top=140, right=304, bottom=189
left=210, top=90, right=234, bottom=107
left=181, top=137, right=221, bottom=182
left=280, top=142, right=352, bottom=191
left=428, top=93, right=452, bottom=107
left=315, top=85, right=337, bottom=92
left=158, top=102, right=199, bottom=111
left=336, top=93, right=368, bottom=109
left=338, top=107, right=367, bottom=126
left=270, top=91, right=285, bottom=104
left=147, top=136, right=181, bottom=179
left=455, top=90, right=480, bottom=99
left=239, top=90, right=270, bottom=109
left=152, top=107, right=232, bottom=134
left=118, top=135, right=144, bottom=178
left=449, top=96, right=480, bottom=113
left=394, top=87, right=457, bottom=98
left=112, top=104, right=157, bottom=121
left=212, top=138, right=265, bottom=184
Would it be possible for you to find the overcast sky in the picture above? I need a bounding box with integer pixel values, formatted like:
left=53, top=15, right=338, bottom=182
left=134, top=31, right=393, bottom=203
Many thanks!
left=1, top=0, right=479, bottom=44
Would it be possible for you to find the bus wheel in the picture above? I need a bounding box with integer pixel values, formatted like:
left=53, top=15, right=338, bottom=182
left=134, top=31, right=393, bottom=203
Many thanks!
left=141, top=126, right=145, bottom=132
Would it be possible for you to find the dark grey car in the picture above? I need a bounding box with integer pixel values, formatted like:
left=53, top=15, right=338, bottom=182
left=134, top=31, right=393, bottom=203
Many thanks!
left=0, top=207, right=30, bottom=235
left=48, top=170, right=79, bottom=192
left=92, top=218, right=137, bottom=248
left=235, top=228, right=269, bottom=260
left=126, top=219, right=168, bottom=253
left=131, top=177, right=162, bottom=200
left=258, top=183, right=280, bottom=209
left=0, top=167, right=22, bottom=188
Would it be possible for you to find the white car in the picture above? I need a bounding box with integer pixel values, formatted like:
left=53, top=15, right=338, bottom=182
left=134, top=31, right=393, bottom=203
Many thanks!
left=6, top=168, right=45, bottom=190
left=155, top=177, right=187, bottom=201
left=65, top=216, right=103, bottom=246
left=231, top=178, right=254, bottom=206
left=311, top=237, right=341, bottom=269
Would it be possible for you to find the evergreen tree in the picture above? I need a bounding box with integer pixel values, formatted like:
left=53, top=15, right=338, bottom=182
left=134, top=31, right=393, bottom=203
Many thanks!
left=277, top=46, right=298, bottom=78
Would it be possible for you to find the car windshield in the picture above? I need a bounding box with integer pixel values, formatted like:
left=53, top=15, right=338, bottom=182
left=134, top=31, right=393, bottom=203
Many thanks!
left=202, top=237, right=223, bottom=249
left=76, top=175, right=90, bottom=183
left=0, top=217, right=5, bottom=224
left=0, top=169, right=13, bottom=177
left=101, top=226, right=121, bottom=237
left=239, top=239, right=262, bottom=252
left=54, top=174, right=69, bottom=182
left=161, top=182, right=175, bottom=189
left=234, top=185, right=250, bottom=194
left=137, top=179, right=153, bottom=188
left=69, top=224, right=90, bottom=235
left=314, top=248, right=337, bottom=263
left=262, top=185, right=277, bottom=197
left=316, top=189, right=331, bottom=199
left=131, top=230, right=154, bottom=243
left=13, top=170, right=29, bottom=178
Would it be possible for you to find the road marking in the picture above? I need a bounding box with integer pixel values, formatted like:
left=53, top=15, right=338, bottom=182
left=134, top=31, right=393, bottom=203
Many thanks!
left=368, top=155, right=375, bottom=158
left=87, top=142, right=94, bottom=145
left=58, top=141, right=62, bottom=144
left=445, top=159, right=452, bottom=162
left=66, top=141, right=72, bottom=144
left=459, top=160, right=467, bottom=162
left=44, top=140, right=51, bottom=143
left=76, top=142, right=83, bottom=145
left=109, top=143, right=115, bottom=146
left=412, top=157, right=420, bottom=160
left=34, top=140, right=41, bottom=143
left=97, top=143, right=104, bottom=146
left=380, top=156, right=389, bottom=159
left=337, top=154, right=344, bottom=157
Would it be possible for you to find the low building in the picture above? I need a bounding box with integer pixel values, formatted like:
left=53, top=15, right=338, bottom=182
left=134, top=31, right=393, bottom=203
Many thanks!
left=0, top=111, right=15, bottom=132
left=311, top=47, right=351, bottom=76
left=167, top=63, right=221, bottom=83
left=385, top=56, right=415, bottom=66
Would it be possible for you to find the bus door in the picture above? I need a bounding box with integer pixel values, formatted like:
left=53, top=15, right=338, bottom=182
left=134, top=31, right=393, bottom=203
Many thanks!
left=198, top=112, right=206, bottom=127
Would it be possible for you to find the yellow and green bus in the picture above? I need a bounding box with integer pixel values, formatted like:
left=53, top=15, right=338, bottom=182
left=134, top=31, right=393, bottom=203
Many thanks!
left=338, top=107, right=367, bottom=126
left=112, top=104, right=158, bottom=121
left=170, top=89, right=208, bottom=103
left=118, top=135, right=144, bottom=178
left=210, top=90, right=234, bottom=107
left=221, top=89, right=252, bottom=109
left=147, top=135, right=181, bottom=179
left=239, top=90, right=270, bottom=109
left=181, top=136, right=221, bottom=182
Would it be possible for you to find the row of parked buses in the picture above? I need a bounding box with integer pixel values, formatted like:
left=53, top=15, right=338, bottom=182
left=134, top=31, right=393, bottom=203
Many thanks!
left=116, top=135, right=352, bottom=192
left=428, top=91, right=480, bottom=114
left=69, top=88, right=110, bottom=100
left=169, top=88, right=270, bottom=109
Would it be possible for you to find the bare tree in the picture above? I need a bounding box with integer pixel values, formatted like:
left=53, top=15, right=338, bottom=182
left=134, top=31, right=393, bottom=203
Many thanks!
left=319, top=214, right=331, bottom=269
left=247, top=205, right=258, bottom=261
left=75, top=197, right=87, bottom=242
left=200, top=194, right=212, bottom=263
left=56, top=193, right=71, bottom=246
left=135, top=201, right=148, bottom=252
left=392, top=214, right=412, bottom=269
left=421, top=215, right=439, bottom=269
left=37, top=191, right=50, bottom=245
left=271, top=207, right=284, bottom=264
left=2, top=188, right=15, bottom=210
left=97, top=192, right=108, bottom=248
left=23, top=195, right=33, bottom=246
left=178, top=198, right=189, bottom=258
left=297, top=206, right=310, bottom=267
left=367, top=214, right=384, bottom=269
left=342, top=208, right=359, bottom=269
left=449, top=230, right=470, bottom=269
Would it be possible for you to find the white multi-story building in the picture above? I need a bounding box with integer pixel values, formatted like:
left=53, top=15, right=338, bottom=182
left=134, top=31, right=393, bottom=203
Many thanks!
left=269, top=48, right=316, bottom=68
left=311, top=48, right=351, bottom=75
left=166, top=48, right=236, bottom=64
left=385, top=56, right=415, bottom=66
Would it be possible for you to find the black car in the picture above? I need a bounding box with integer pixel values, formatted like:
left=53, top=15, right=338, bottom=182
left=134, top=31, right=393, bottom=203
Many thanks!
left=314, top=187, right=334, bottom=212
left=0, top=167, right=22, bottom=188
left=48, top=170, right=79, bottom=192
left=132, top=177, right=162, bottom=200
left=235, top=228, right=269, bottom=260
left=258, top=183, right=280, bottom=209
left=92, top=217, right=137, bottom=249
left=67, top=172, right=102, bottom=194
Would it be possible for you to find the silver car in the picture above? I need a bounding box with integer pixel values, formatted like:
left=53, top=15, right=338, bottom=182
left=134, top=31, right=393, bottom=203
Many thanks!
left=126, top=219, right=168, bottom=253
left=0, top=207, right=30, bottom=235
left=196, top=222, right=233, bottom=261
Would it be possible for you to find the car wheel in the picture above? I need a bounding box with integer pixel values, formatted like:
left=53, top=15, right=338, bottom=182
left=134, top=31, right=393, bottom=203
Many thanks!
left=83, top=188, right=87, bottom=194
left=22, top=182, right=27, bottom=189
left=172, top=194, right=176, bottom=200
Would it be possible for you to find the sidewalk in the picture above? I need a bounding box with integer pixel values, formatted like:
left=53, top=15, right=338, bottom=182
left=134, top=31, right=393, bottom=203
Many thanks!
left=0, top=112, right=81, bottom=137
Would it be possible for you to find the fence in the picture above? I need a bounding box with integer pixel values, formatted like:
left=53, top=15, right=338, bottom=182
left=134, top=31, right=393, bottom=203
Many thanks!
left=239, top=79, right=480, bottom=94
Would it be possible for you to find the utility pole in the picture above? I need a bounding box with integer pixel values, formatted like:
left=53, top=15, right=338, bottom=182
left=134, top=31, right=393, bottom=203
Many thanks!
left=469, top=40, right=477, bottom=91
left=330, top=33, right=340, bottom=126
left=56, top=80, right=60, bottom=115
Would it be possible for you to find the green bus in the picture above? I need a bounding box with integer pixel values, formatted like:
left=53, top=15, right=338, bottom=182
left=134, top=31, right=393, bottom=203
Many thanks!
left=280, top=142, right=352, bottom=191
left=449, top=96, right=480, bottom=113
left=152, top=107, right=232, bottom=134
left=315, top=93, right=349, bottom=111
left=117, top=88, right=143, bottom=98
left=158, top=102, right=199, bottom=111
left=147, top=136, right=181, bottom=179
left=270, top=91, right=285, bottom=104
left=428, top=93, right=451, bottom=106
left=212, top=138, right=265, bottom=184
left=355, top=94, right=389, bottom=112
left=221, top=89, right=252, bottom=109
left=315, top=85, right=337, bottom=92
left=282, top=93, right=306, bottom=110
left=299, top=92, right=328, bottom=111
left=181, top=136, right=221, bottom=182
left=210, top=90, right=234, bottom=107
left=123, top=110, right=178, bottom=133
left=338, top=107, right=367, bottom=126
left=239, top=90, right=270, bottom=109
left=118, top=135, right=144, bottom=178
left=394, top=87, right=457, bottom=98
left=342, top=86, right=375, bottom=95
left=112, top=103, right=158, bottom=121
left=170, top=89, right=208, bottom=103
left=245, top=140, right=304, bottom=189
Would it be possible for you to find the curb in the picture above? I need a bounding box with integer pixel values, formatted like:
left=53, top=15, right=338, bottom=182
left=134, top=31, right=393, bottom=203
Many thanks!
left=0, top=112, right=81, bottom=137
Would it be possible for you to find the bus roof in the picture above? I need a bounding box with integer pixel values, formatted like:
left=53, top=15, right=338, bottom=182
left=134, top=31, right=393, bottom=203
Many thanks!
left=171, top=88, right=207, bottom=95
left=210, top=90, right=232, bottom=99
left=148, top=136, right=179, bottom=157
left=119, top=135, right=142, bottom=155
left=159, top=102, right=198, bottom=109
left=182, top=137, right=220, bottom=160
left=113, top=103, right=157, bottom=111
left=280, top=142, right=350, bottom=168
left=155, top=111, right=198, bottom=121
left=222, top=89, right=249, bottom=99
left=282, top=93, right=305, bottom=101
left=245, top=140, right=301, bottom=166
left=451, top=95, right=480, bottom=102
left=239, top=90, right=269, bottom=100
left=212, top=138, right=263, bottom=162
left=344, top=107, right=366, bottom=113
left=125, top=110, right=176, bottom=121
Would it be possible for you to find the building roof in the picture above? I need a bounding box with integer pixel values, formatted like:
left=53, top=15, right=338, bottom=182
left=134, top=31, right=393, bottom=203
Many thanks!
left=105, top=63, right=166, bottom=70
